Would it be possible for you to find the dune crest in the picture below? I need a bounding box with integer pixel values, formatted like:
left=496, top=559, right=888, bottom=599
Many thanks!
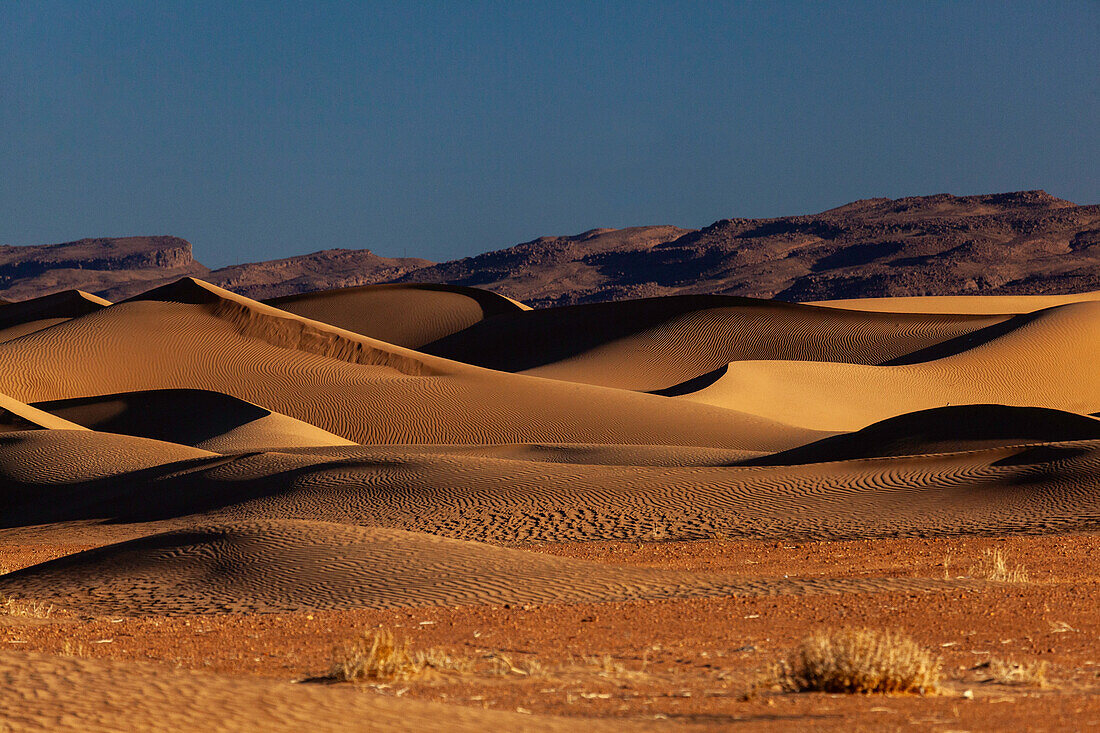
left=0, top=289, right=112, bottom=343
left=423, top=294, right=1007, bottom=390
left=267, top=283, right=529, bottom=348
left=0, top=277, right=821, bottom=449
left=131, top=277, right=443, bottom=377
left=677, top=301, right=1100, bottom=431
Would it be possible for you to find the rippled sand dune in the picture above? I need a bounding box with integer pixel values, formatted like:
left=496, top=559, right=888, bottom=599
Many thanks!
left=3, top=278, right=1100, bottom=729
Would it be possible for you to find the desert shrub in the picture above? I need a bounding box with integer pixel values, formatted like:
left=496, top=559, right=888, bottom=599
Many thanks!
left=329, top=628, right=640, bottom=685
left=329, top=628, right=475, bottom=682
left=773, top=628, right=942, bottom=695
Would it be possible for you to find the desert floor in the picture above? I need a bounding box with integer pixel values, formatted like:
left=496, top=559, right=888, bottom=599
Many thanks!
left=2, top=281, right=1099, bottom=731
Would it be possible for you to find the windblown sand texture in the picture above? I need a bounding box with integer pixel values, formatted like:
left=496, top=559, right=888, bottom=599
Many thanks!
left=3, top=275, right=1100, bottom=729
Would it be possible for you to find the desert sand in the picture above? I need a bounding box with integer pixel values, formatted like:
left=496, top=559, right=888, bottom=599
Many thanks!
left=2, top=278, right=1100, bottom=730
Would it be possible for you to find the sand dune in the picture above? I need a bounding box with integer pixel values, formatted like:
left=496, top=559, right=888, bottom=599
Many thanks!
left=677, top=301, right=1100, bottom=431
left=267, top=283, right=529, bottom=348
left=422, top=295, right=1006, bottom=391
left=4, top=426, right=1100, bottom=545
left=0, top=289, right=111, bottom=343
left=0, top=278, right=820, bottom=450
left=0, top=520, right=962, bottom=615
left=743, top=405, right=1100, bottom=466
left=4, top=274, right=1100, bottom=729
left=0, top=652, right=631, bottom=733
left=33, top=389, right=356, bottom=452
left=0, top=430, right=213, bottom=487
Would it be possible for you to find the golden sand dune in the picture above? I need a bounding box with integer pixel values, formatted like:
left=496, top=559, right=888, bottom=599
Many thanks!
left=743, top=405, right=1100, bottom=466
left=421, top=295, right=1007, bottom=390
left=267, top=283, right=530, bottom=348
left=0, top=430, right=213, bottom=486
left=808, top=290, right=1100, bottom=314
left=0, top=652, right=630, bottom=733
left=4, top=277, right=1100, bottom=729
left=33, top=389, right=355, bottom=452
left=4, top=427, right=1100, bottom=544
left=0, top=278, right=820, bottom=451
left=0, top=289, right=111, bottom=343
left=0, top=520, right=961, bottom=615
left=678, top=302, right=1100, bottom=431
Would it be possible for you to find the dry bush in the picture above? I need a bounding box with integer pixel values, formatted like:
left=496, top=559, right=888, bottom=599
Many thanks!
left=60, top=639, right=89, bottom=657
left=1, top=596, right=53, bottom=618
left=969, top=548, right=1028, bottom=583
left=772, top=628, right=942, bottom=695
left=329, top=629, right=472, bottom=682
left=981, top=658, right=1051, bottom=688
left=330, top=628, right=643, bottom=686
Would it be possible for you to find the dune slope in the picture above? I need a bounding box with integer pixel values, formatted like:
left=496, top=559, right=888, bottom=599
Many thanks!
left=267, top=283, right=529, bottom=348
left=0, top=278, right=820, bottom=450
left=0, top=289, right=112, bottom=343
left=0, top=652, right=632, bottom=733
left=422, top=295, right=1006, bottom=391
left=677, top=301, right=1100, bottom=431
left=743, top=405, right=1100, bottom=466
left=4, top=427, right=1100, bottom=544
left=33, top=389, right=356, bottom=452
left=0, top=520, right=961, bottom=615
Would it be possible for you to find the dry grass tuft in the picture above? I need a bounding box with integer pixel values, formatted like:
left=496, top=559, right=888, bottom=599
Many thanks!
left=1, top=596, right=54, bottom=618
left=771, top=628, right=942, bottom=695
left=329, top=628, right=645, bottom=686
left=329, top=629, right=473, bottom=682
left=981, top=658, right=1051, bottom=688
left=969, top=548, right=1028, bottom=583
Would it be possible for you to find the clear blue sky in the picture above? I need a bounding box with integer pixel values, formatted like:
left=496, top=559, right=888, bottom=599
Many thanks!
left=3, top=1, right=1097, bottom=267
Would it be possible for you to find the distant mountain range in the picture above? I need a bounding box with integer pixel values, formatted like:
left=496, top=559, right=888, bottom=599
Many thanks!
left=2, top=190, right=1097, bottom=305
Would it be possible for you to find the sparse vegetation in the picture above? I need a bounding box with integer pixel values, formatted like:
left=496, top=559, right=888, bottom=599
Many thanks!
left=969, top=548, right=1028, bottom=583
left=329, top=627, right=644, bottom=685
left=1, top=595, right=53, bottom=618
left=980, top=658, right=1051, bottom=688
left=769, top=628, right=942, bottom=695
left=329, top=628, right=474, bottom=682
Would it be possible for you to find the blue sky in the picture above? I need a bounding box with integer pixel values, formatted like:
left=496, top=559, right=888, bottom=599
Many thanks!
left=2, top=1, right=1097, bottom=266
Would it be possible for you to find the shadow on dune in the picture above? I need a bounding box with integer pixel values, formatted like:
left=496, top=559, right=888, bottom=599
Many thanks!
left=32, top=390, right=271, bottom=447
left=0, top=449, right=409, bottom=528
left=738, top=405, right=1100, bottom=466
left=649, top=364, right=729, bottom=396
left=882, top=310, right=1045, bottom=365
left=421, top=295, right=824, bottom=372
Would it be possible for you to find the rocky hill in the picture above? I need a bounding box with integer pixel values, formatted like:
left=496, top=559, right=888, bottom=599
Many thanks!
left=0, top=236, right=209, bottom=302
left=209, top=249, right=432, bottom=300
left=1, top=191, right=1096, bottom=305
left=396, top=191, right=1100, bottom=306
